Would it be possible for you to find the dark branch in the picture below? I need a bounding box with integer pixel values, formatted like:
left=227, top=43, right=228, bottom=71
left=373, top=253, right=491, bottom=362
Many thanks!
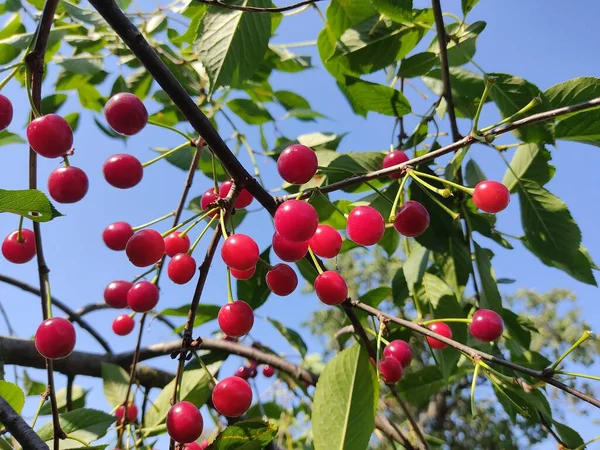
left=0, top=396, right=49, bottom=450
left=196, top=0, right=321, bottom=13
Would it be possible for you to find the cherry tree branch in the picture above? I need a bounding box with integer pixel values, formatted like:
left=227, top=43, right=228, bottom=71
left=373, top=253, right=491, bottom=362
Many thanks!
left=195, top=0, right=321, bottom=13
left=0, top=397, right=49, bottom=450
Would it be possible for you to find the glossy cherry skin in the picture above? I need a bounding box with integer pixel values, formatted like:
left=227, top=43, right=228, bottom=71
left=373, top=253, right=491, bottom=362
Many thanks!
left=266, top=263, right=298, bottom=296
left=26, top=114, right=73, bottom=158
left=219, top=180, right=253, bottom=209
left=217, top=301, right=254, bottom=338
left=379, top=357, right=403, bottom=384
left=383, top=340, right=412, bottom=368
left=104, top=280, right=133, bottom=309
left=112, top=314, right=135, bottom=336
left=184, top=443, right=206, bottom=450
left=0, top=94, right=13, bottom=131
left=262, top=365, right=275, bottom=378
left=235, top=366, right=251, bottom=380
left=201, top=188, right=219, bottom=217
left=230, top=266, right=256, bottom=280
left=47, top=166, right=89, bottom=204
left=164, top=231, right=191, bottom=257
left=473, top=181, right=510, bottom=213
left=34, top=318, right=76, bottom=359
left=470, top=309, right=504, bottom=342
left=383, top=150, right=409, bottom=179
left=221, top=234, right=259, bottom=270
left=127, top=281, right=159, bottom=313
left=115, top=403, right=138, bottom=424
left=274, top=200, right=318, bottom=242
left=314, top=271, right=348, bottom=306
left=426, top=322, right=453, bottom=350
left=104, top=93, right=148, bottom=136
left=272, top=232, right=308, bottom=262
left=346, top=206, right=385, bottom=246
left=168, top=254, right=197, bottom=285
left=308, top=225, right=342, bottom=259
left=277, top=144, right=318, bottom=185
left=393, top=201, right=430, bottom=237
left=103, top=154, right=143, bottom=189
left=212, top=376, right=253, bottom=417
left=125, top=229, right=165, bottom=267
left=103, top=222, right=133, bottom=251
left=2, top=229, right=36, bottom=264
left=166, top=401, right=204, bottom=444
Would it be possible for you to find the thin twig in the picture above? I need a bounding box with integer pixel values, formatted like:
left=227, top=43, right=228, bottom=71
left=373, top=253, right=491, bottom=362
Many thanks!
left=195, top=0, right=321, bottom=13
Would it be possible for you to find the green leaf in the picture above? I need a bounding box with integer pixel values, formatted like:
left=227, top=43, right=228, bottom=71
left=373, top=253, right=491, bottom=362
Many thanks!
left=237, top=247, right=272, bottom=310
left=473, top=242, right=502, bottom=313
left=399, top=51, right=437, bottom=78
left=403, top=121, right=428, bottom=149
left=295, top=257, right=319, bottom=286
left=101, top=363, right=130, bottom=408
left=428, top=21, right=485, bottom=66
left=197, top=0, right=272, bottom=92
left=227, top=99, right=273, bottom=125
left=40, top=385, right=87, bottom=415
left=379, top=226, right=400, bottom=257
left=502, top=143, right=555, bottom=192
left=358, top=286, right=391, bottom=308
left=0, top=381, right=24, bottom=414
left=41, top=94, right=68, bottom=114
left=391, top=268, right=409, bottom=308
left=327, top=0, right=377, bottom=38
left=313, top=343, right=378, bottom=450
left=461, top=0, right=479, bottom=14
left=403, top=241, right=429, bottom=294
left=64, top=112, right=81, bottom=131
left=552, top=420, right=585, bottom=449
left=0, top=14, right=25, bottom=41
left=157, top=304, right=220, bottom=332
left=555, top=110, right=600, bottom=147
left=37, top=409, right=115, bottom=444
left=56, top=54, right=104, bottom=76
left=171, top=5, right=207, bottom=45
left=370, top=0, right=412, bottom=23
left=267, top=318, right=308, bottom=358
left=274, top=90, right=310, bottom=110
left=396, top=366, right=467, bottom=408
left=502, top=309, right=532, bottom=349
left=519, top=181, right=596, bottom=285
left=464, top=159, right=486, bottom=187
left=62, top=1, right=105, bottom=26
left=23, top=371, right=46, bottom=396
left=207, top=420, right=278, bottom=450
left=342, top=76, right=411, bottom=116
left=0, top=130, right=26, bottom=147
left=544, top=76, right=600, bottom=112
left=0, top=189, right=63, bottom=222
left=246, top=402, right=284, bottom=421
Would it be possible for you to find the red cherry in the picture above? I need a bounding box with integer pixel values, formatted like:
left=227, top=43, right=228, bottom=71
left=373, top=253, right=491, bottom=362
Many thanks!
left=383, top=340, right=412, bottom=368
left=2, top=229, right=36, bottom=264
left=0, top=94, right=14, bottom=131
left=212, top=376, right=252, bottom=417
left=274, top=200, right=318, bottom=242
left=470, top=309, right=504, bottom=342
left=346, top=206, right=385, bottom=246
left=379, top=357, right=403, bottom=384
left=112, top=314, right=135, bottom=336
left=34, top=318, right=76, bottom=359
left=103, top=222, right=133, bottom=251
left=382, top=150, right=409, bottom=179
left=314, top=271, right=348, bottom=305
left=308, top=225, right=342, bottom=258
left=230, top=266, right=256, bottom=280
left=115, top=403, right=138, bottom=424
left=26, top=114, right=73, bottom=158
left=47, top=166, right=89, bottom=204
left=168, top=254, right=197, bottom=285
left=221, top=234, right=259, bottom=270
left=201, top=188, right=219, bottom=217
left=426, top=322, right=453, bottom=350
left=198, top=441, right=210, bottom=450
left=104, top=93, right=148, bottom=136
left=247, top=364, right=258, bottom=379
left=219, top=180, right=253, bottom=209
left=473, top=181, right=510, bottom=213
left=393, top=201, right=430, bottom=237
left=217, top=301, right=254, bottom=337
left=262, top=365, right=275, bottom=378
left=235, top=366, right=251, bottom=379
left=103, top=154, right=143, bottom=189
left=166, top=401, right=203, bottom=444
left=164, top=232, right=191, bottom=257
left=126, top=229, right=165, bottom=267
left=184, top=443, right=206, bottom=450
left=127, top=281, right=159, bottom=312
left=104, top=280, right=133, bottom=309
left=277, top=144, right=318, bottom=185
left=272, top=231, right=308, bottom=262
left=266, top=263, right=298, bottom=296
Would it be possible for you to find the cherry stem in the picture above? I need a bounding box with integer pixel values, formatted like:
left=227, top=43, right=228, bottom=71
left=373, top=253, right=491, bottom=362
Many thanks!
left=412, top=180, right=460, bottom=220
left=258, top=257, right=272, bottom=269
left=556, top=371, right=600, bottom=383
left=307, top=247, right=324, bottom=275
left=132, top=211, right=175, bottom=232
left=0, top=64, right=22, bottom=91
left=470, top=363, right=481, bottom=418
left=219, top=210, right=229, bottom=240
left=63, top=155, right=71, bottom=167
left=188, top=216, right=218, bottom=255
left=317, top=189, right=348, bottom=219
left=388, top=174, right=409, bottom=223
left=375, top=320, right=385, bottom=381
left=549, top=331, right=594, bottom=371
left=575, top=435, right=600, bottom=450
left=16, top=216, right=24, bottom=242
left=408, top=171, right=452, bottom=198
left=478, top=360, right=515, bottom=384
left=479, top=96, right=542, bottom=134
left=211, top=152, right=219, bottom=194
left=364, top=326, right=390, bottom=345
left=180, top=208, right=218, bottom=238
left=226, top=268, right=234, bottom=303
left=161, top=211, right=206, bottom=238
left=193, top=351, right=219, bottom=385
left=317, top=165, right=393, bottom=206
left=44, top=278, right=52, bottom=319
left=142, top=142, right=191, bottom=168
left=470, top=77, right=494, bottom=134
left=30, top=395, right=47, bottom=429
left=147, top=119, right=195, bottom=141
left=25, top=69, right=41, bottom=118
left=420, top=318, right=471, bottom=326
left=410, top=170, right=475, bottom=195
left=239, top=134, right=264, bottom=186
left=131, top=266, right=157, bottom=284
left=65, top=434, right=91, bottom=447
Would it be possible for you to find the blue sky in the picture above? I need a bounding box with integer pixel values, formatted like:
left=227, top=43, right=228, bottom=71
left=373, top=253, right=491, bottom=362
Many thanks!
left=0, top=0, right=598, bottom=448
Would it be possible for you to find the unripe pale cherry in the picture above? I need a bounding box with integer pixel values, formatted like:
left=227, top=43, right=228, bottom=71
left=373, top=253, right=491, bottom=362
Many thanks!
left=379, top=356, right=403, bottom=384
left=277, top=144, right=318, bottom=185
left=230, top=266, right=256, bottom=280
left=125, top=229, right=165, bottom=267
left=167, top=253, right=197, bottom=285
left=346, top=206, right=385, bottom=246
left=393, top=201, right=430, bottom=237
left=218, top=301, right=254, bottom=337
left=104, top=281, right=133, bottom=309
left=308, top=225, right=342, bottom=258
left=112, top=314, right=135, bottom=336
left=266, top=263, right=298, bottom=296
left=470, top=309, right=504, bottom=342
left=103, top=222, right=133, bottom=251
left=2, top=229, right=36, bottom=264
left=27, top=114, right=73, bottom=158
left=115, top=403, right=138, bottom=424
left=274, top=200, right=318, bottom=242
left=164, top=231, right=191, bottom=257
left=382, top=150, right=409, bottom=179
left=103, top=154, right=143, bottom=189
left=219, top=180, right=253, bottom=209
left=221, top=234, right=259, bottom=270
left=201, top=188, right=219, bottom=217
left=166, top=401, right=203, bottom=443
left=314, top=271, right=348, bottom=305
left=272, top=232, right=308, bottom=262
left=383, top=340, right=412, bottom=368
left=34, top=318, right=76, bottom=359
left=426, top=322, right=452, bottom=350
left=0, top=94, right=13, bottom=131
left=212, top=376, right=253, bottom=417
left=104, top=92, right=148, bottom=136
left=127, top=281, right=159, bottom=313
left=472, top=181, right=510, bottom=213
left=47, top=166, right=89, bottom=204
